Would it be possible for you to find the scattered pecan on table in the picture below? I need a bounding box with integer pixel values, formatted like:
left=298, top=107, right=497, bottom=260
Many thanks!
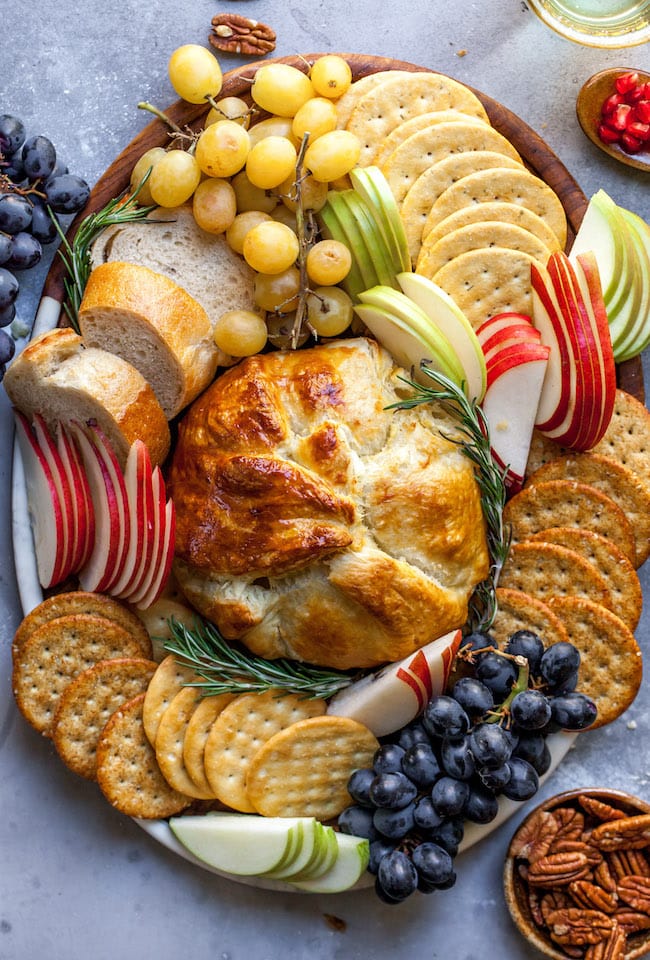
left=209, top=14, right=276, bottom=56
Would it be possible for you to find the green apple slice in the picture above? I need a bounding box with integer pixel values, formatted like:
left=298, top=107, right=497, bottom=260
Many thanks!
left=589, top=191, right=639, bottom=320
left=349, top=166, right=411, bottom=272
left=288, top=834, right=370, bottom=893
left=338, top=190, right=398, bottom=288
left=263, top=819, right=323, bottom=880
left=169, top=813, right=310, bottom=876
left=324, top=191, right=380, bottom=292
left=358, top=286, right=466, bottom=386
left=570, top=189, right=625, bottom=303
left=396, top=271, right=487, bottom=401
left=278, top=824, right=338, bottom=883
left=260, top=820, right=305, bottom=877
left=318, top=201, right=367, bottom=300
left=613, top=208, right=650, bottom=362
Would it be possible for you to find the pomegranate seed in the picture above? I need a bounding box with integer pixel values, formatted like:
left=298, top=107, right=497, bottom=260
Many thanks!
left=616, top=72, right=639, bottom=94
left=635, top=100, right=650, bottom=123
left=601, top=92, right=625, bottom=115
left=639, top=82, right=650, bottom=99
left=627, top=121, right=650, bottom=142
left=621, top=131, right=643, bottom=153
left=597, top=122, right=622, bottom=145
left=610, top=103, right=633, bottom=130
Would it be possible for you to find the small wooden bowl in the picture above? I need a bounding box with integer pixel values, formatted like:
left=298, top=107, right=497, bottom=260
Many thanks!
left=503, top=788, right=650, bottom=960
left=576, top=67, right=650, bottom=173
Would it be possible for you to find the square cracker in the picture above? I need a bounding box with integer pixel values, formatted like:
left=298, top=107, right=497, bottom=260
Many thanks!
left=246, top=715, right=379, bottom=821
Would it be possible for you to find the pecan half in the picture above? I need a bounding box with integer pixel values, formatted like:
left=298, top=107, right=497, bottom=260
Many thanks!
left=595, top=859, right=618, bottom=894
left=617, top=875, right=650, bottom=913
left=209, top=14, right=276, bottom=55
left=614, top=908, right=650, bottom=933
left=569, top=879, right=618, bottom=913
left=591, top=815, right=650, bottom=851
left=551, top=838, right=603, bottom=868
left=541, top=889, right=571, bottom=922
left=552, top=806, right=585, bottom=843
left=579, top=795, right=628, bottom=823
left=511, top=810, right=557, bottom=863
left=546, top=907, right=614, bottom=946
left=528, top=851, right=591, bottom=887
left=584, top=921, right=627, bottom=960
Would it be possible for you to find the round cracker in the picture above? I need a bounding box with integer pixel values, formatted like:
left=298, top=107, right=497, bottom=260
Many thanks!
left=247, top=715, right=380, bottom=820
left=527, top=452, right=650, bottom=568
left=12, top=591, right=152, bottom=661
left=499, top=541, right=612, bottom=610
left=203, top=690, right=327, bottom=813
left=427, top=246, right=538, bottom=330
left=381, top=121, right=522, bottom=204
left=422, top=166, right=567, bottom=248
left=142, top=653, right=200, bottom=747
left=426, top=200, right=562, bottom=255
left=183, top=692, right=236, bottom=795
left=528, top=528, right=642, bottom=631
left=154, top=686, right=217, bottom=800
left=334, top=70, right=415, bottom=128
left=12, top=614, right=147, bottom=737
left=591, top=389, right=650, bottom=494
left=417, top=220, right=551, bottom=277
left=492, top=587, right=570, bottom=648
left=372, top=109, right=487, bottom=169
left=52, top=657, right=157, bottom=780
left=547, top=597, right=642, bottom=729
left=401, top=152, right=523, bottom=263
left=504, top=479, right=636, bottom=564
left=96, top=692, right=192, bottom=818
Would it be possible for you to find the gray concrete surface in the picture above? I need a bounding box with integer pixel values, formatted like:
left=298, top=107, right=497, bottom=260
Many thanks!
left=1, top=2, right=649, bottom=958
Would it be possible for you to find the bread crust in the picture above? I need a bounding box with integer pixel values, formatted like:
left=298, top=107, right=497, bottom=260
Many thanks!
left=169, top=337, right=489, bottom=669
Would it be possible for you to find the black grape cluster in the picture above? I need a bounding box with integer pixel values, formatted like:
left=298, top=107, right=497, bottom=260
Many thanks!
left=0, top=114, right=90, bottom=377
left=337, top=630, right=598, bottom=905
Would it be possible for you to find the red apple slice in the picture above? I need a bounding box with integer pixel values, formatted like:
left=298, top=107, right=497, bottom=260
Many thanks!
left=573, top=252, right=616, bottom=446
left=30, top=414, right=76, bottom=581
left=531, top=261, right=575, bottom=433
left=480, top=323, right=542, bottom=365
left=14, top=412, right=68, bottom=589
left=113, top=439, right=154, bottom=599
left=485, top=341, right=551, bottom=389
left=83, top=422, right=131, bottom=592
left=476, top=311, right=537, bottom=344
left=134, top=469, right=176, bottom=609
left=56, top=422, right=95, bottom=573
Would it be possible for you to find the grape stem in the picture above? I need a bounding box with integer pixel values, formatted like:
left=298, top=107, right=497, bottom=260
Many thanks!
left=290, top=133, right=314, bottom=349
left=486, top=654, right=529, bottom=726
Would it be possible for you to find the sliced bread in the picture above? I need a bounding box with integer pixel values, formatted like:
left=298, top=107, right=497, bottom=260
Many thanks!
left=4, top=327, right=170, bottom=466
left=78, top=261, right=219, bottom=419
left=90, top=204, right=257, bottom=367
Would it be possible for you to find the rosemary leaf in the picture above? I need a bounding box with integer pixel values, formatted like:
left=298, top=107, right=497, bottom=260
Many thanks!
left=388, top=362, right=511, bottom=632
left=163, top=617, right=356, bottom=700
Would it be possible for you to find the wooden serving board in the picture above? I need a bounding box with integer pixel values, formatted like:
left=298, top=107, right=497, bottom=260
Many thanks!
left=41, top=52, right=643, bottom=401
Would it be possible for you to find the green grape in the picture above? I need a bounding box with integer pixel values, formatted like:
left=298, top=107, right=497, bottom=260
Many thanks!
left=292, top=97, right=337, bottom=145
left=266, top=311, right=309, bottom=349
left=192, top=178, right=237, bottom=234
left=231, top=170, right=278, bottom=214
left=246, top=136, right=297, bottom=190
left=307, top=286, right=353, bottom=337
left=213, top=310, right=268, bottom=356
left=243, top=220, right=300, bottom=274
left=149, top=150, right=201, bottom=207
left=168, top=44, right=223, bottom=104
left=205, top=96, right=251, bottom=129
left=195, top=120, right=250, bottom=178
left=279, top=173, right=328, bottom=213
left=304, top=130, right=361, bottom=182
left=254, top=267, right=301, bottom=312
left=271, top=203, right=298, bottom=232
left=226, top=210, right=273, bottom=255
left=129, top=147, right=166, bottom=205
left=251, top=63, right=315, bottom=118
left=306, top=240, right=352, bottom=285
left=310, top=55, right=353, bottom=99
left=248, top=116, right=298, bottom=149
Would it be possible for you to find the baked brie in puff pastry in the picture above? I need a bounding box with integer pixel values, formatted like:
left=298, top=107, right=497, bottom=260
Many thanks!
left=169, top=337, right=489, bottom=669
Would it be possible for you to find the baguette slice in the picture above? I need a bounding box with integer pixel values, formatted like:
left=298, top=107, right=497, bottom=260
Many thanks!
left=90, top=204, right=257, bottom=367
left=78, top=261, right=218, bottom=418
left=4, top=327, right=170, bottom=467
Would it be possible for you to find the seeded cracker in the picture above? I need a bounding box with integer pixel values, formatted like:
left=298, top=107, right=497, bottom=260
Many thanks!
left=154, top=686, right=217, bottom=799
left=503, top=479, right=636, bottom=564
left=499, top=541, right=612, bottom=610
left=491, top=587, right=570, bottom=648
left=142, top=653, right=201, bottom=747
left=381, top=121, right=522, bottom=204
left=529, top=527, right=642, bottom=631
left=96, top=693, right=192, bottom=818
left=547, top=597, right=642, bottom=729
left=417, top=221, right=551, bottom=278
left=246, top=715, right=380, bottom=820
left=182, top=692, right=236, bottom=796
left=12, top=614, right=147, bottom=737
left=526, top=451, right=650, bottom=568
left=369, top=108, right=487, bottom=169
left=203, top=689, right=326, bottom=813
left=52, top=657, right=157, bottom=780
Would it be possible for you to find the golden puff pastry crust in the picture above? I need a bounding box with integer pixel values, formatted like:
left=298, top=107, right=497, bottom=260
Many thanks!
left=169, top=338, right=489, bottom=669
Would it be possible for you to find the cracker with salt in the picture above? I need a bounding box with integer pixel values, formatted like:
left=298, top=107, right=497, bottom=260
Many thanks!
left=246, top=715, right=379, bottom=820
left=499, top=541, right=612, bottom=609
left=425, top=200, right=562, bottom=255
left=52, top=656, right=157, bottom=780
left=12, top=591, right=152, bottom=660
left=527, top=452, right=650, bottom=568
left=381, top=121, right=522, bottom=204
left=491, top=587, right=570, bottom=649
left=504, top=479, right=636, bottom=563
left=401, top=151, right=522, bottom=264
left=422, top=166, right=567, bottom=248
left=528, top=527, right=642, bottom=631
left=204, top=690, right=326, bottom=813
left=334, top=70, right=415, bottom=128
left=96, top=692, right=192, bottom=818
left=547, top=597, right=642, bottom=729
left=591, top=389, right=650, bottom=492
left=142, top=653, right=201, bottom=747
left=426, top=246, right=538, bottom=329
left=372, top=109, right=488, bottom=169
left=183, top=692, right=236, bottom=796
left=12, top=614, right=146, bottom=738
left=417, top=220, right=551, bottom=277
left=155, top=686, right=217, bottom=799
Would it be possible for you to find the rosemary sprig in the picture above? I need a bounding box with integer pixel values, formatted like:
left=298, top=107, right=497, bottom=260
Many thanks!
left=163, top=616, right=356, bottom=700
left=52, top=175, right=157, bottom=332
left=388, top=362, right=512, bottom=632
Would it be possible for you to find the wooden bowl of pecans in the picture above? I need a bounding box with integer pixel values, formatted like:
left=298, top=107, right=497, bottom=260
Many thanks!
left=503, top=789, right=650, bottom=960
